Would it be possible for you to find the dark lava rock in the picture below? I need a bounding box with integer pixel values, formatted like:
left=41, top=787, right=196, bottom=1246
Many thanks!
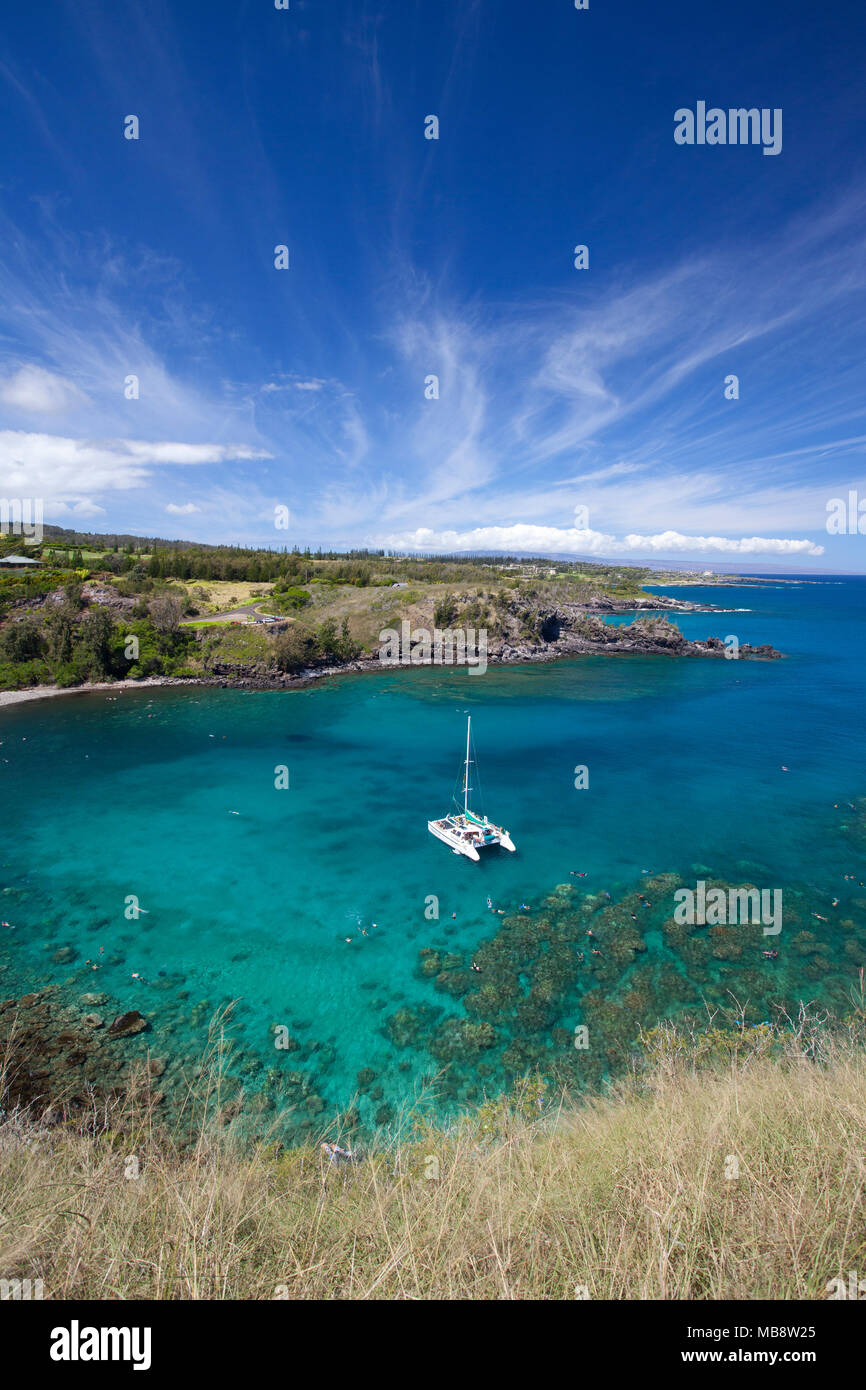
left=107, top=1010, right=149, bottom=1039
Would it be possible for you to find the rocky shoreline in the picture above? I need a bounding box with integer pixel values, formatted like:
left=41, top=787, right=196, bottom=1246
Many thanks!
left=199, top=599, right=782, bottom=689
left=0, top=596, right=782, bottom=708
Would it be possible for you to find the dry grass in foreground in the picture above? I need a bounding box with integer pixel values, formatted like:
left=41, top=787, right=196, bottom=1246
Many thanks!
left=2, top=1008, right=865, bottom=1300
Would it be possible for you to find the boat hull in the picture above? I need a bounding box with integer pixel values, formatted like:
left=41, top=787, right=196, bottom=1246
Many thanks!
left=428, top=819, right=481, bottom=859
left=428, top=815, right=515, bottom=859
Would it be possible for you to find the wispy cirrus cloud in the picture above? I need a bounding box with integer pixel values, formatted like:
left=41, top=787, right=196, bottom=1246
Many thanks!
left=0, top=149, right=863, bottom=562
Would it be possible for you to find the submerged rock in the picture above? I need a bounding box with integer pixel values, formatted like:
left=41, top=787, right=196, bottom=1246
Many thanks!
left=107, top=1010, right=149, bottom=1038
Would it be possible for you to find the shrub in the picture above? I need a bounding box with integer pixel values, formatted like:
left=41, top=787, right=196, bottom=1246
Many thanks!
left=434, top=596, right=458, bottom=628
left=270, top=585, right=311, bottom=613
left=272, top=626, right=316, bottom=674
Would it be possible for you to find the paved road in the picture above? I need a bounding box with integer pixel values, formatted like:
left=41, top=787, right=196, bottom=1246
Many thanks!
left=181, top=602, right=277, bottom=625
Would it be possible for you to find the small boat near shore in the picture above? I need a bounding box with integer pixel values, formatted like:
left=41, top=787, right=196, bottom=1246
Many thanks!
left=428, top=715, right=516, bottom=861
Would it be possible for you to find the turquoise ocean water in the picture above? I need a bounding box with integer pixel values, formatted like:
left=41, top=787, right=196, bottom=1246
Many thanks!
left=1, top=577, right=865, bottom=1136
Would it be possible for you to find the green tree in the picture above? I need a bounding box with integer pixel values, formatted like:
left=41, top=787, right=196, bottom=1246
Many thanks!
left=272, top=626, right=315, bottom=674
left=79, top=606, right=115, bottom=678
left=434, top=595, right=458, bottom=628
left=0, top=612, right=44, bottom=662
left=44, top=606, right=76, bottom=668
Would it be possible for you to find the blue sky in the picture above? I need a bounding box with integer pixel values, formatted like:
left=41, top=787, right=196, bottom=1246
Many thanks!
left=1, top=0, right=865, bottom=569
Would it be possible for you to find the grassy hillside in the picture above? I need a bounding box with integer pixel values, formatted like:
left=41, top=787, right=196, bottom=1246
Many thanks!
left=2, top=1011, right=864, bottom=1300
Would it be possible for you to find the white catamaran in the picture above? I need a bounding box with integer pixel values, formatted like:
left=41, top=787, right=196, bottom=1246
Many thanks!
left=428, top=715, right=516, bottom=861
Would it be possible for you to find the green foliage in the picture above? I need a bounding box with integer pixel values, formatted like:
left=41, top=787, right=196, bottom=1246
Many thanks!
left=272, top=626, right=316, bottom=674
left=78, top=606, right=115, bottom=678
left=433, top=595, right=458, bottom=628
left=115, top=564, right=152, bottom=596
left=459, top=597, right=489, bottom=627
left=0, top=612, right=44, bottom=662
left=0, top=600, right=199, bottom=691
left=270, top=616, right=361, bottom=672
left=315, top=617, right=361, bottom=662
left=0, top=657, right=49, bottom=689
left=269, top=585, right=312, bottom=613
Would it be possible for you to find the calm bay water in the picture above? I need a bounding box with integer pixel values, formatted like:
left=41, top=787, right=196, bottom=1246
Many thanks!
left=1, top=576, right=864, bottom=1136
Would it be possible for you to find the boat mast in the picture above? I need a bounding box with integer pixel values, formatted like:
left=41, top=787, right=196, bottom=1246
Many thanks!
left=464, top=715, right=471, bottom=814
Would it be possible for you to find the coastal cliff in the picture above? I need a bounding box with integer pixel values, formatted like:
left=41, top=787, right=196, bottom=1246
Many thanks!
left=201, top=598, right=782, bottom=691
left=0, top=550, right=782, bottom=698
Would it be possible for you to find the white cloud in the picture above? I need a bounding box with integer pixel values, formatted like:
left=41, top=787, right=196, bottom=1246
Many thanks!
left=0, top=364, right=88, bottom=414
left=0, top=431, right=272, bottom=498
left=51, top=499, right=106, bottom=518
left=382, top=524, right=825, bottom=558
left=620, top=530, right=825, bottom=556
left=165, top=502, right=200, bottom=514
